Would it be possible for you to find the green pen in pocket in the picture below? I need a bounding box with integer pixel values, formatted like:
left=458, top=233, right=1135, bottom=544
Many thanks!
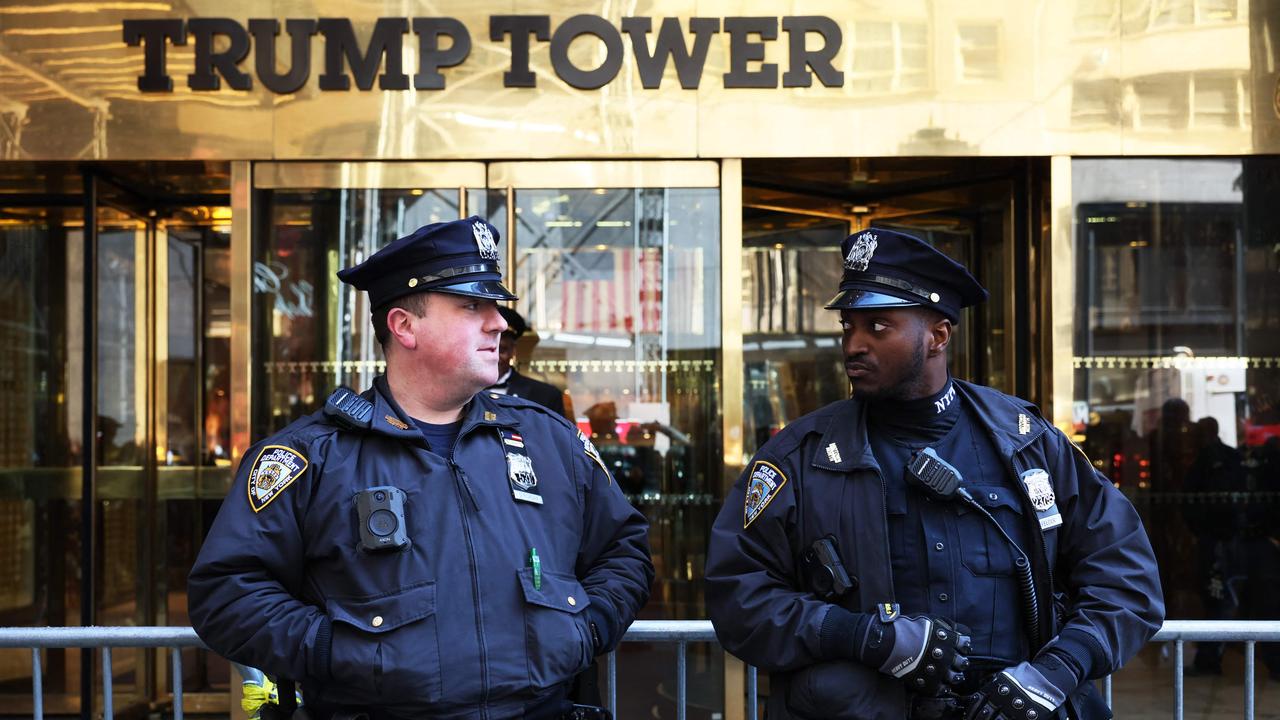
left=529, top=547, right=541, bottom=590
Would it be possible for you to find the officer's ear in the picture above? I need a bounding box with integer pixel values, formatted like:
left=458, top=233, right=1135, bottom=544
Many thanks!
left=385, top=306, right=420, bottom=351
left=926, top=313, right=952, bottom=357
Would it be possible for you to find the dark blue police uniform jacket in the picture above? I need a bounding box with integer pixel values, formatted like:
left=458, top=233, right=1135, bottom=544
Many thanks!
left=504, top=370, right=568, bottom=419
left=189, top=377, right=654, bottom=720
left=705, top=381, right=1163, bottom=720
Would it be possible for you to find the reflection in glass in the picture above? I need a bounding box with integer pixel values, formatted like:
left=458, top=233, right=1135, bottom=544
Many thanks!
left=253, top=188, right=463, bottom=430
left=512, top=186, right=723, bottom=716
left=162, top=224, right=233, bottom=702
left=95, top=214, right=147, bottom=706
left=98, top=223, right=143, bottom=467
left=741, top=213, right=848, bottom=456
left=1072, top=158, right=1280, bottom=713
left=0, top=209, right=82, bottom=708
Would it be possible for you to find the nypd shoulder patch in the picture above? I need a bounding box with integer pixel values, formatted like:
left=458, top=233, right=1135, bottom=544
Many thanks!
left=247, top=445, right=308, bottom=513
left=744, top=460, right=788, bottom=528
left=577, top=429, right=612, bottom=484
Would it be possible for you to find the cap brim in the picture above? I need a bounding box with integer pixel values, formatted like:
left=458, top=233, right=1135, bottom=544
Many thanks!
left=432, top=280, right=518, bottom=301
left=824, top=289, right=921, bottom=311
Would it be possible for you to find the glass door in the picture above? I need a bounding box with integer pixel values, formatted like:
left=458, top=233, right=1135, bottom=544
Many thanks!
left=0, top=163, right=233, bottom=718
left=740, top=158, right=1033, bottom=459
left=93, top=189, right=234, bottom=717
left=159, top=220, right=233, bottom=713
left=0, top=171, right=85, bottom=716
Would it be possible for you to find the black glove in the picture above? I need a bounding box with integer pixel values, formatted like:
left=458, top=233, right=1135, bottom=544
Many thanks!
left=964, top=660, right=1071, bottom=720
left=855, top=603, right=972, bottom=696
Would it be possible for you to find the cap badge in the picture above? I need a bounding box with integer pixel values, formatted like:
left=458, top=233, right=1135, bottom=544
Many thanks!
left=844, top=232, right=878, bottom=272
left=473, top=220, right=500, bottom=261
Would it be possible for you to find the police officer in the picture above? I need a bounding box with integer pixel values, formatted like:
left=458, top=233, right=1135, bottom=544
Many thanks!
left=189, top=216, right=654, bottom=720
left=489, top=306, right=571, bottom=419
left=705, top=228, right=1163, bottom=720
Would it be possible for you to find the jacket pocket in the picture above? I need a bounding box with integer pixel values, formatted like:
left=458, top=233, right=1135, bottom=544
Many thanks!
left=326, top=580, right=441, bottom=704
left=957, top=486, right=1025, bottom=576
left=518, top=567, right=593, bottom=689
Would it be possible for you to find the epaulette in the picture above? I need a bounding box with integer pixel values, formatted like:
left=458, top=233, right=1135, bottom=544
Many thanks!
left=323, top=386, right=374, bottom=429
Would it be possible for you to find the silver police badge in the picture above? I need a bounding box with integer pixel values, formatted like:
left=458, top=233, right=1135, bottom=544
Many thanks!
left=473, top=220, right=500, bottom=260
left=1021, top=469, right=1056, bottom=512
left=508, top=452, right=537, bottom=491
left=844, top=232, right=878, bottom=272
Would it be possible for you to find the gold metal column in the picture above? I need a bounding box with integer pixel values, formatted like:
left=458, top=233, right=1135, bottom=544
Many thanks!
left=505, top=185, right=516, bottom=296
left=230, top=161, right=253, bottom=468
left=1049, top=157, right=1074, bottom=431
left=719, top=159, right=744, bottom=485
left=718, top=158, right=746, bottom=718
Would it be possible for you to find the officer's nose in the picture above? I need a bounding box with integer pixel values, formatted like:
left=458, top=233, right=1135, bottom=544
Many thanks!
left=486, top=303, right=508, bottom=334
left=842, top=326, right=869, bottom=356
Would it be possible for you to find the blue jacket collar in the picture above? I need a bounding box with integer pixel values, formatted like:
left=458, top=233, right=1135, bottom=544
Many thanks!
left=812, top=399, right=878, bottom=472
left=368, top=376, right=520, bottom=444
left=809, top=380, right=1047, bottom=471
left=951, top=380, right=1046, bottom=454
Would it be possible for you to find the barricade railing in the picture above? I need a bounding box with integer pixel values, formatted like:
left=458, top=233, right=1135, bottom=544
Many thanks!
left=0, top=620, right=1277, bottom=720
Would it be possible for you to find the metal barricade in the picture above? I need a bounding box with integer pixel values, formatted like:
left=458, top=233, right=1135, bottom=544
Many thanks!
left=0, top=626, right=203, bottom=720
left=1, top=620, right=1278, bottom=720
left=1147, top=620, right=1280, bottom=720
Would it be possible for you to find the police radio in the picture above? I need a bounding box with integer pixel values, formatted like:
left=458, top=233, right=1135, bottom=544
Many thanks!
left=355, top=486, right=410, bottom=552
left=905, top=448, right=970, bottom=503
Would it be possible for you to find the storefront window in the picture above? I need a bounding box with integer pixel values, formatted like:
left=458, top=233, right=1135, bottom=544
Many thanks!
left=1072, top=158, right=1280, bottom=711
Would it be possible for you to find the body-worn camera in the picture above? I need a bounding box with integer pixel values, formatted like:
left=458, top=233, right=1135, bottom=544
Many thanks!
left=801, top=535, right=856, bottom=600
left=355, top=486, right=410, bottom=552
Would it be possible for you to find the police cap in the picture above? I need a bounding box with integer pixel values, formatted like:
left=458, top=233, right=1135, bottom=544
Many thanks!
left=824, top=227, right=987, bottom=322
left=337, top=216, right=517, bottom=308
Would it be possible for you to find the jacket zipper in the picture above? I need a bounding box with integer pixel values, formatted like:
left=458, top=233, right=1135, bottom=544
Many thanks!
left=875, top=467, right=896, bottom=599
left=448, top=454, right=490, bottom=719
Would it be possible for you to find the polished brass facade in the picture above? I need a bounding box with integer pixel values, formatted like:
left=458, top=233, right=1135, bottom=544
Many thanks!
left=4, top=2, right=1278, bottom=717
left=230, top=160, right=252, bottom=465
left=718, top=158, right=744, bottom=479
left=253, top=161, right=486, bottom=189
left=487, top=161, right=719, bottom=189
left=1049, top=156, right=1075, bottom=432
left=1, top=2, right=1276, bottom=160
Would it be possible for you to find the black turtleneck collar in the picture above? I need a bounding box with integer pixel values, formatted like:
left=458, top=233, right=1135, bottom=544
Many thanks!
left=866, top=378, right=960, bottom=446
